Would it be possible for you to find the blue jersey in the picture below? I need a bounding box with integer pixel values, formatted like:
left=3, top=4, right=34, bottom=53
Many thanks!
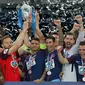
left=67, top=54, right=84, bottom=81
left=24, top=50, right=47, bottom=81
left=45, top=50, right=62, bottom=81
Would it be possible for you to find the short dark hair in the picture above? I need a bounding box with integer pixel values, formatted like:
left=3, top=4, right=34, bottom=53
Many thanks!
left=80, top=41, right=85, bottom=46
left=64, top=32, right=75, bottom=40
left=1, top=35, right=12, bottom=44
left=31, top=37, right=40, bottom=42
left=45, top=35, right=55, bottom=42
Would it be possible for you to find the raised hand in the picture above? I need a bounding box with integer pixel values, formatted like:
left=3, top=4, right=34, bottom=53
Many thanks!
left=75, top=15, right=83, bottom=24
left=23, top=15, right=32, bottom=31
left=23, top=18, right=29, bottom=31
left=72, top=23, right=80, bottom=32
left=28, top=14, right=32, bottom=23
left=35, top=10, right=40, bottom=25
left=75, top=15, right=84, bottom=31
left=56, top=46, right=63, bottom=53
left=53, top=19, right=61, bottom=28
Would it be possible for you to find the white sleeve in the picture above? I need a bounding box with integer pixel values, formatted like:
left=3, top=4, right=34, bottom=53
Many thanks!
left=68, top=31, right=84, bottom=57
left=76, top=31, right=84, bottom=45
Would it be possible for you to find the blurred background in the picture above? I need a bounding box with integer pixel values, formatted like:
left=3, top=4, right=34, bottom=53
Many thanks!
left=0, top=0, right=85, bottom=40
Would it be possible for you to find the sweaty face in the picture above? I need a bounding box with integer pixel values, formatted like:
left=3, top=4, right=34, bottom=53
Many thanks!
left=79, top=45, right=85, bottom=60
left=64, top=35, right=75, bottom=49
left=45, top=39, right=55, bottom=52
left=2, top=38, right=13, bottom=49
left=30, top=40, right=40, bottom=51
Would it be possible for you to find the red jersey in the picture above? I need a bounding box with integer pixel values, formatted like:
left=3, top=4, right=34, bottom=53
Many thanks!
left=0, top=49, right=20, bottom=81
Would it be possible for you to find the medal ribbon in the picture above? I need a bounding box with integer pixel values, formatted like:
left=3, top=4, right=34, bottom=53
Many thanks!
left=82, top=60, right=85, bottom=77
left=81, top=59, right=85, bottom=81
left=47, top=53, right=53, bottom=81
left=29, top=55, right=32, bottom=81
left=28, top=54, right=36, bottom=81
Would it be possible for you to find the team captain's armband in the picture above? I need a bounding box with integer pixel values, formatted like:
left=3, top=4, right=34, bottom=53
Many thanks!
left=21, top=44, right=31, bottom=52
left=22, top=43, right=46, bottom=51
left=40, top=43, right=46, bottom=50
left=22, top=44, right=29, bottom=51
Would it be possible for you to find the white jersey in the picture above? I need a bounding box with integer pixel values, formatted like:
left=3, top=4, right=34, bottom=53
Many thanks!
left=61, top=49, right=77, bottom=81
left=62, top=64, right=77, bottom=82
left=61, top=31, right=84, bottom=82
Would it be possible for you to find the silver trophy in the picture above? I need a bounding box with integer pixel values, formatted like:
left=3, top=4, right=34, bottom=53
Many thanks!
left=21, top=3, right=32, bottom=20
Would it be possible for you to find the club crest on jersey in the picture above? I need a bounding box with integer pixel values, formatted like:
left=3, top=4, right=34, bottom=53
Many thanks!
left=10, top=60, right=18, bottom=68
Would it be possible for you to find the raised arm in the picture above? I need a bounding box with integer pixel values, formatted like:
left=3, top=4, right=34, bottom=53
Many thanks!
left=75, top=15, right=84, bottom=44
left=54, top=19, right=64, bottom=46
left=35, top=11, right=44, bottom=43
left=70, top=23, right=80, bottom=39
left=68, top=15, right=84, bottom=57
left=8, top=19, right=28, bottom=55
left=18, top=16, right=32, bottom=56
left=57, top=46, right=69, bottom=64
left=24, top=15, right=32, bottom=47
left=24, top=31, right=30, bottom=47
